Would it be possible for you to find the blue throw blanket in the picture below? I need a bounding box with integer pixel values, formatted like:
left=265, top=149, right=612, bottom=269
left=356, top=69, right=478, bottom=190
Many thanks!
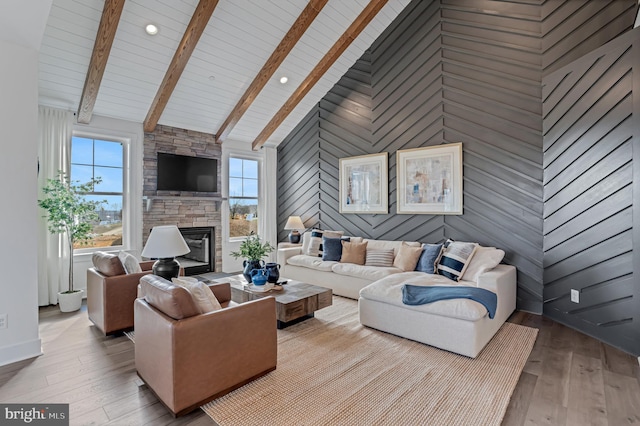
left=401, top=285, right=498, bottom=319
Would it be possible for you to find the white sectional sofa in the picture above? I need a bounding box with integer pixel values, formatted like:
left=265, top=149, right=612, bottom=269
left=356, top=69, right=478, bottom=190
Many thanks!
left=278, top=238, right=415, bottom=299
left=276, top=232, right=517, bottom=357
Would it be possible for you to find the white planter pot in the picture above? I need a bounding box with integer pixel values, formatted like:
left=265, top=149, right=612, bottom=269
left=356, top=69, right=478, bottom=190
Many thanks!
left=58, top=290, right=83, bottom=312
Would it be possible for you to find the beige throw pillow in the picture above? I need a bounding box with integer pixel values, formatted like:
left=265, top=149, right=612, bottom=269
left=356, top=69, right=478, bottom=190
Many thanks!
left=393, top=242, right=423, bottom=271
left=365, top=248, right=395, bottom=267
left=461, top=246, right=505, bottom=282
left=340, top=241, right=367, bottom=265
left=172, top=277, right=222, bottom=313
left=118, top=251, right=142, bottom=274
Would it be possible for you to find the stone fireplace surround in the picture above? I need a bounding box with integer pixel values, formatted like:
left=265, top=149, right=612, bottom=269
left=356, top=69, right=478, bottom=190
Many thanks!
left=143, top=125, right=222, bottom=273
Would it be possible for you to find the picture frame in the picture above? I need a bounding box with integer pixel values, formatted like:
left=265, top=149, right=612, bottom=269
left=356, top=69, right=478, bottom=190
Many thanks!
left=396, top=143, right=463, bottom=215
left=339, top=153, right=388, bottom=214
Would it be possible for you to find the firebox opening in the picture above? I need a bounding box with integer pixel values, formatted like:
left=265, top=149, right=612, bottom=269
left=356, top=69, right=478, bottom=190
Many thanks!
left=177, top=227, right=215, bottom=276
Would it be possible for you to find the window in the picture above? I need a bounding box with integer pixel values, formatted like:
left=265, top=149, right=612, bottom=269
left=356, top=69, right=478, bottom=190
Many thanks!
left=70, top=136, right=124, bottom=249
left=229, top=157, right=258, bottom=238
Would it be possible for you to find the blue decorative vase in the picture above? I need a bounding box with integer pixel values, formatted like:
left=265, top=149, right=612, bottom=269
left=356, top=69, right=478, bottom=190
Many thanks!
left=243, top=260, right=264, bottom=283
left=251, top=268, right=268, bottom=286
left=265, top=262, right=280, bottom=283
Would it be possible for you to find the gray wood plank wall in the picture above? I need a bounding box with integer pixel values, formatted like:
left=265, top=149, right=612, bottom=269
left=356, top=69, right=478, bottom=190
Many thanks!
left=542, top=27, right=640, bottom=356
left=276, top=0, right=637, bottom=354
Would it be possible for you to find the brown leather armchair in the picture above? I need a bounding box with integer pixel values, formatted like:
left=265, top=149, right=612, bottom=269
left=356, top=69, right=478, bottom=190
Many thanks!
left=134, top=275, right=277, bottom=416
left=87, top=257, right=154, bottom=335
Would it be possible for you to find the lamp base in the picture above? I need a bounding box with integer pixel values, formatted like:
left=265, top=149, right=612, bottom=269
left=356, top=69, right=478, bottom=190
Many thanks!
left=152, top=258, right=181, bottom=281
left=288, top=230, right=301, bottom=244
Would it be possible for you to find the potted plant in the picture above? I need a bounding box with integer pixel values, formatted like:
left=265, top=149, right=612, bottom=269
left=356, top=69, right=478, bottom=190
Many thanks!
left=38, top=171, right=105, bottom=312
left=230, top=232, right=274, bottom=283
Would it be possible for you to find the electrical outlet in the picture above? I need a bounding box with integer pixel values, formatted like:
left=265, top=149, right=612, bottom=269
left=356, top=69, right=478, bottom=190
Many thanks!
left=0, top=313, right=7, bottom=329
left=570, top=289, right=579, bottom=304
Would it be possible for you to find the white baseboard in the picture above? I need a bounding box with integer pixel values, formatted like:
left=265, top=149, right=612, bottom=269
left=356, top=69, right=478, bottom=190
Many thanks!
left=0, top=338, right=42, bottom=367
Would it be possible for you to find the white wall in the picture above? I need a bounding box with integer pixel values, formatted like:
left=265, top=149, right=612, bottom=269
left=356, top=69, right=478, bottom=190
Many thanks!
left=0, top=40, right=42, bottom=366
left=221, top=141, right=278, bottom=273
left=71, top=115, right=144, bottom=293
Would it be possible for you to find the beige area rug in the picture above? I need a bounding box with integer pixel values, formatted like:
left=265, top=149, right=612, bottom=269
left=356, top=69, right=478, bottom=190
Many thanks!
left=201, top=297, right=538, bottom=426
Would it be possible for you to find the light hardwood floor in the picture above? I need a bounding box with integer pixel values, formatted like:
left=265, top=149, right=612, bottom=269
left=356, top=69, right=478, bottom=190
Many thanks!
left=0, top=300, right=638, bottom=425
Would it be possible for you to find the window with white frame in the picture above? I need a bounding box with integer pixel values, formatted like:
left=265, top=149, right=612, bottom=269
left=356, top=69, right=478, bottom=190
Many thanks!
left=228, top=157, right=258, bottom=239
left=70, top=136, right=124, bottom=249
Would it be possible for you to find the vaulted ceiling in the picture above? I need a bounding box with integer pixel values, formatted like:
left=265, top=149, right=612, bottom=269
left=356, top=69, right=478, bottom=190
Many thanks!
left=37, top=0, right=411, bottom=148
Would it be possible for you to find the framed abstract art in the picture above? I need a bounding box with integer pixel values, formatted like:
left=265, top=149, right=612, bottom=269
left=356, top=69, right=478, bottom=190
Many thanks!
left=396, top=143, right=463, bottom=215
left=339, top=153, right=388, bottom=214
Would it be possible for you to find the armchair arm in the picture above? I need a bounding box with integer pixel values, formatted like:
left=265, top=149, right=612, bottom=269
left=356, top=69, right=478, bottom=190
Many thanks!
left=207, top=282, right=231, bottom=304
left=140, top=261, right=155, bottom=271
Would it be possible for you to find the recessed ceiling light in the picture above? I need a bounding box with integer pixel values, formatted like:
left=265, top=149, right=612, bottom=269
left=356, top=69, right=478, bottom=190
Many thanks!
left=279, top=76, right=288, bottom=84
left=145, top=24, right=158, bottom=35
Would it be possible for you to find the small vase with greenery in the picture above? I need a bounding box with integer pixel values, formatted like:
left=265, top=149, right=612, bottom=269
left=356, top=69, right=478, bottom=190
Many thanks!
left=38, top=171, right=105, bottom=311
left=230, top=232, right=274, bottom=283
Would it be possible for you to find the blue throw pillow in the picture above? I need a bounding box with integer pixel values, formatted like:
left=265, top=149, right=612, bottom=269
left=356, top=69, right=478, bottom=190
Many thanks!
left=415, top=243, right=443, bottom=274
left=322, top=236, right=350, bottom=261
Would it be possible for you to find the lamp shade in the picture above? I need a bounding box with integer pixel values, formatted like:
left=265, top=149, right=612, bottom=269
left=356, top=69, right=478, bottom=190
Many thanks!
left=141, top=225, right=190, bottom=259
left=284, top=216, right=305, bottom=230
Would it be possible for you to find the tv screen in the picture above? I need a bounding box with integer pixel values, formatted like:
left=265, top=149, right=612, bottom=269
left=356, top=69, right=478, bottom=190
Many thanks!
left=157, top=153, right=218, bottom=193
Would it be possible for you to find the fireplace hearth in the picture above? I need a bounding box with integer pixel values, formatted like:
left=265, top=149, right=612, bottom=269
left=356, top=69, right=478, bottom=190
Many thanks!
left=177, top=227, right=215, bottom=276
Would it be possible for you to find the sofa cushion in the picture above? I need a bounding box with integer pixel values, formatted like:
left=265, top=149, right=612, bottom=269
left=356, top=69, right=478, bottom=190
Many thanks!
left=437, top=240, right=478, bottom=282
left=139, top=275, right=200, bottom=320
left=172, top=277, right=222, bottom=313
left=365, top=248, right=394, bottom=267
left=393, top=242, right=423, bottom=272
left=92, top=251, right=126, bottom=277
left=118, top=251, right=142, bottom=274
left=415, top=243, right=443, bottom=274
left=322, top=236, right=350, bottom=261
left=286, top=254, right=337, bottom=272
left=340, top=241, right=367, bottom=265
left=331, top=262, right=402, bottom=281
left=359, top=272, right=487, bottom=321
left=461, top=247, right=505, bottom=283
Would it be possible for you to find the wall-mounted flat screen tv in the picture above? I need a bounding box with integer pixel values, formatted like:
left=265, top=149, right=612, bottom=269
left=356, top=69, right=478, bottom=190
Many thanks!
left=157, top=152, right=218, bottom=193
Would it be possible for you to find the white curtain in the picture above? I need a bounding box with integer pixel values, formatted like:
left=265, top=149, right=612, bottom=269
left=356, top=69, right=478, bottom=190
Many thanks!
left=259, top=146, right=278, bottom=262
left=37, top=106, right=73, bottom=306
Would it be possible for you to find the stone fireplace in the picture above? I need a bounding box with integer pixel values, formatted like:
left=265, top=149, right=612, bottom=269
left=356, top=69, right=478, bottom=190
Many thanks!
left=143, top=125, right=222, bottom=273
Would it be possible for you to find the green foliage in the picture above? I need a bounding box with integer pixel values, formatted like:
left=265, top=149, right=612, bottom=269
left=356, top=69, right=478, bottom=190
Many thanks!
left=38, top=171, right=106, bottom=292
left=230, top=232, right=274, bottom=261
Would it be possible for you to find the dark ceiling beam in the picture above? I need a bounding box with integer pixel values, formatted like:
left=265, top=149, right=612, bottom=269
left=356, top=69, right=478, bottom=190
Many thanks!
left=214, top=0, right=329, bottom=144
left=251, top=0, right=389, bottom=150
left=77, top=0, right=125, bottom=124
left=143, top=0, right=219, bottom=133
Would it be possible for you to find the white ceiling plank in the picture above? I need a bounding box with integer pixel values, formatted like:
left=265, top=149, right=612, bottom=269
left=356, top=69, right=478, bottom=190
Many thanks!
left=38, top=0, right=410, bottom=144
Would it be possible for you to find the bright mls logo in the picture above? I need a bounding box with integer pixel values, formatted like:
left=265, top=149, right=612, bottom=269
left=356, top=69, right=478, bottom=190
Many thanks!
left=1, top=404, right=68, bottom=425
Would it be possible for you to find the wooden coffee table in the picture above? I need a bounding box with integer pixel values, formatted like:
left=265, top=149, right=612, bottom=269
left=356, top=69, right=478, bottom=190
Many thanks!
left=213, top=274, right=332, bottom=329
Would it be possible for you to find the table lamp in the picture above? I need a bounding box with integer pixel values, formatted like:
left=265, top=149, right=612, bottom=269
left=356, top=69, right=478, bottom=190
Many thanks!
left=284, top=216, right=305, bottom=244
left=141, top=225, right=190, bottom=280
